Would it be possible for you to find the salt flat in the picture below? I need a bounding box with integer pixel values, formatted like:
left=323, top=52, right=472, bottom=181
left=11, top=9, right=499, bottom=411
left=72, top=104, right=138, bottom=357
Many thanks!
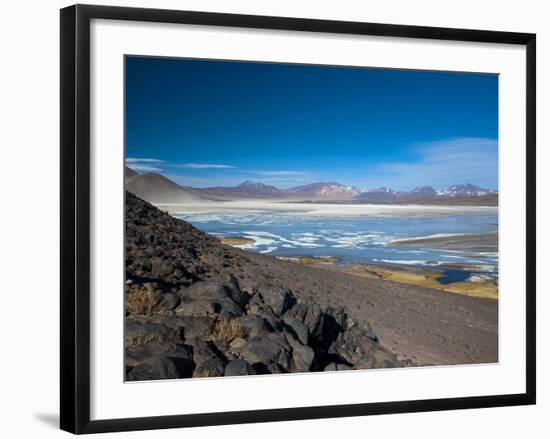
left=158, top=199, right=498, bottom=217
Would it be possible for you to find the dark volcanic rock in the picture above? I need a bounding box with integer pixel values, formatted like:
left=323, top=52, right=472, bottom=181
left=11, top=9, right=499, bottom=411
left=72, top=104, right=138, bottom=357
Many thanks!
left=157, top=293, right=180, bottom=312
left=176, top=276, right=247, bottom=317
left=323, top=362, right=352, bottom=372
left=174, top=300, right=217, bottom=317
left=234, top=315, right=270, bottom=336
left=127, top=356, right=194, bottom=381
left=224, top=359, right=256, bottom=376
left=286, top=334, right=315, bottom=373
left=124, top=192, right=403, bottom=381
left=126, top=318, right=180, bottom=347
left=126, top=342, right=193, bottom=367
left=329, top=326, right=400, bottom=368
left=238, top=333, right=292, bottom=373
left=191, top=337, right=227, bottom=378
left=260, top=286, right=293, bottom=316
left=283, top=315, right=309, bottom=345
left=180, top=278, right=231, bottom=302
left=179, top=316, right=216, bottom=341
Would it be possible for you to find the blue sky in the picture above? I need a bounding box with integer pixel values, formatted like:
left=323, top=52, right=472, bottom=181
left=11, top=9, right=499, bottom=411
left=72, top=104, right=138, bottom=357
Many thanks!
left=125, top=56, right=498, bottom=191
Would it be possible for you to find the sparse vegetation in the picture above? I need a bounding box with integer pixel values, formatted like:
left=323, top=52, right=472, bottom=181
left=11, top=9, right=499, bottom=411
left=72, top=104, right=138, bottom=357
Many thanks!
left=126, top=287, right=162, bottom=315
left=218, top=236, right=255, bottom=246
left=212, top=317, right=248, bottom=343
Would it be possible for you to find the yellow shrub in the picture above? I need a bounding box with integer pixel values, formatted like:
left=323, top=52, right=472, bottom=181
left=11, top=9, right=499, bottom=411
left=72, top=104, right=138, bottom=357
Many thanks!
left=126, top=288, right=161, bottom=315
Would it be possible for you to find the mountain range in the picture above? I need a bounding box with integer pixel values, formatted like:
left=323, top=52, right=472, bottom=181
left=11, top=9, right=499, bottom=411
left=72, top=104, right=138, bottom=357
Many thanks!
left=125, top=166, right=498, bottom=206
left=354, top=183, right=496, bottom=203
left=200, top=180, right=362, bottom=200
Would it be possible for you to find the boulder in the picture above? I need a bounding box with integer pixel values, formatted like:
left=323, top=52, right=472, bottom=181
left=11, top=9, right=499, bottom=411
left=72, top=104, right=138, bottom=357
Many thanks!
left=224, top=359, right=256, bottom=376
left=214, top=272, right=250, bottom=307
left=125, top=318, right=180, bottom=347
left=238, top=333, right=292, bottom=373
left=126, top=356, right=193, bottom=381
left=323, top=362, right=352, bottom=372
left=318, top=307, right=348, bottom=350
left=324, top=306, right=347, bottom=330
left=157, top=293, right=180, bottom=312
left=191, top=337, right=226, bottom=378
left=285, top=334, right=314, bottom=373
left=259, top=286, right=292, bottom=316
left=283, top=298, right=325, bottom=339
left=179, top=280, right=231, bottom=302
left=284, top=302, right=308, bottom=322
left=214, top=297, right=245, bottom=317
left=252, top=304, right=284, bottom=332
left=126, top=342, right=193, bottom=367
left=179, top=315, right=216, bottom=341
left=174, top=300, right=217, bottom=317
left=303, top=301, right=325, bottom=338
left=282, top=315, right=309, bottom=345
left=246, top=293, right=265, bottom=314
left=234, top=315, right=270, bottom=336
left=328, top=326, right=379, bottom=366
left=180, top=274, right=248, bottom=308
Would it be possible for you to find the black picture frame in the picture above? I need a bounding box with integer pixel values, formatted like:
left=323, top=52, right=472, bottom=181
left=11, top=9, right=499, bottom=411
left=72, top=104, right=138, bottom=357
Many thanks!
left=60, top=4, right=536, bottom=434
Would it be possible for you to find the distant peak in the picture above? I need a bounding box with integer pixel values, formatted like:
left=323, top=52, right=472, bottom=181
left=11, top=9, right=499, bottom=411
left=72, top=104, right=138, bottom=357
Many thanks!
left=239, top=180, right=266, bottom=187
left=368, top=187, right=395, bottom=193
left=437, top=183, right=494, bottom=197
left=411, top=186, right=436, bottom=193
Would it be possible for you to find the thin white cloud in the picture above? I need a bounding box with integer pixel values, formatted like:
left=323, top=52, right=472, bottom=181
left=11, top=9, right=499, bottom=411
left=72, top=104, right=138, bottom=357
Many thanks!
left=125, top=158, right=165, bottom=164
left=127, top=164, right=163, bottom=173
left=176, top=163, right=236, bottom=169
left=360, top=137, right=498, bottom=191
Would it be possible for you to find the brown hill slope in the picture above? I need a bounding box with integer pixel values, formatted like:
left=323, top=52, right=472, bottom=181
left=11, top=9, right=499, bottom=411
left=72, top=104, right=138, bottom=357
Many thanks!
left=125, top=172, right=209, bottom=204
left=125, top=165, right=138, bottom=178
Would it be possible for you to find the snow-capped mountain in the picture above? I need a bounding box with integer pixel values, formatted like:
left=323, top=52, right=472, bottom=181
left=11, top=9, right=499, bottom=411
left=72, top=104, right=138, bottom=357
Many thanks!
left=356, top=183, right=496, bottom=204
left=200, top=181, right=361, bottom=200
left=436, top=183, right=495, bottom=197
left=238, top=180, right=279, bottom=191
left=355, top=187, right=399, bottom=202
left=410, top=186, right=437, bottom=197
left=126, top=163, right=498, bottom=205
left=285, top=182, right=361, bottom=200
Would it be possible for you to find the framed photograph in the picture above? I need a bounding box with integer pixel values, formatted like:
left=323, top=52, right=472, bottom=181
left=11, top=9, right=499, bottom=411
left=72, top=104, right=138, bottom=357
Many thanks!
left=60, top=4, right=536, bottom=434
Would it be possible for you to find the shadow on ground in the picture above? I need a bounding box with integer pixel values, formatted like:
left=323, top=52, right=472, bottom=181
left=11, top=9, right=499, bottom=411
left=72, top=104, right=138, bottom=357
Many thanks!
left=34, top=413, right=58, bottom=430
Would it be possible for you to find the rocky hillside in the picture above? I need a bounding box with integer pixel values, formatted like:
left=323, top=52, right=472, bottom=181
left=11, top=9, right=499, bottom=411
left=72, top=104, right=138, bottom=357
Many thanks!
left=125, top=192, right=401, bottom=380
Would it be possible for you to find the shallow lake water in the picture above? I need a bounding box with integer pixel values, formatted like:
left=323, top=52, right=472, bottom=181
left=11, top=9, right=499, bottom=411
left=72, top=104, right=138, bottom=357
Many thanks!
left=173, top=209, right=499, bottom=282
